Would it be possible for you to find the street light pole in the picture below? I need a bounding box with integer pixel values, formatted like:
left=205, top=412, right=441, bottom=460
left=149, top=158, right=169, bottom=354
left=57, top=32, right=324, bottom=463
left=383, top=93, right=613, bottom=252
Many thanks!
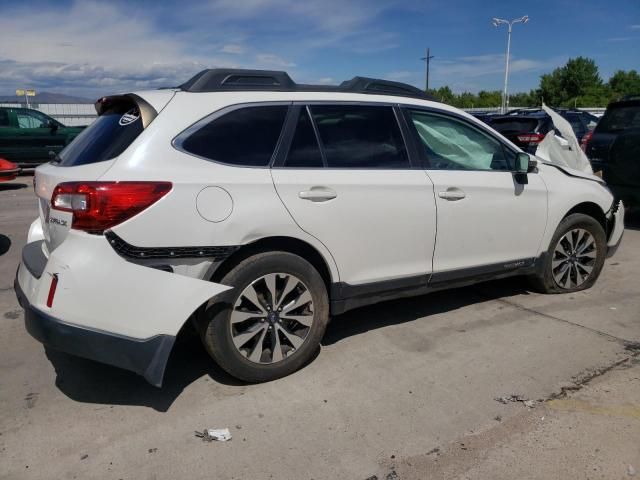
left=492, top=16, right=529, bottom=113
left=421, top=48, right=435, bottom=92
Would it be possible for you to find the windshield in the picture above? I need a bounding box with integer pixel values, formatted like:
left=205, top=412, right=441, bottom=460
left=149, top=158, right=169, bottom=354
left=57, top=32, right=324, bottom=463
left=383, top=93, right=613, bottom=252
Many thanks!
left=597, top=104, right=640, bottom=133
left=57, top=104, right=143, bottom=166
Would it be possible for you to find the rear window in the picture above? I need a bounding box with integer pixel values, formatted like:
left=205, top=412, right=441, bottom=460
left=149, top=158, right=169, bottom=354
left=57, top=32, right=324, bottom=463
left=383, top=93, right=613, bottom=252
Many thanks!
left=490, top=117, right=541, bottom=133
left=57, top=105, right=143, bottom=166
left=181, top=106, right=288, bottom=166
left=597, top=104, right=640, bottom=133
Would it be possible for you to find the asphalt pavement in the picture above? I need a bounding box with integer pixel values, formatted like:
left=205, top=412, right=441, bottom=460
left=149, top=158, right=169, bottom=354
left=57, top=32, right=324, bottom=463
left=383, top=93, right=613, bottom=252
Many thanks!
left=0, top=177, right=638, bottom=480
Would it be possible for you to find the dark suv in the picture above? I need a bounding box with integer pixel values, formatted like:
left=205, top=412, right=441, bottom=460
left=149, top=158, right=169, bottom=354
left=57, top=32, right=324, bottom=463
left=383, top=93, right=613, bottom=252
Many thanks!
left=586, top=96, right=640, bottom=209
left=0, top=107, right=84, bottom=168
left=487, top=109, right=599, bottom=153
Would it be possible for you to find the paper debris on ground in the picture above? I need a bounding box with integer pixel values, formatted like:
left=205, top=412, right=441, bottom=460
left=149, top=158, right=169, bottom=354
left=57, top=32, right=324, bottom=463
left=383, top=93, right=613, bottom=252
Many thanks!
left=195, top=428, right=232, bottom=442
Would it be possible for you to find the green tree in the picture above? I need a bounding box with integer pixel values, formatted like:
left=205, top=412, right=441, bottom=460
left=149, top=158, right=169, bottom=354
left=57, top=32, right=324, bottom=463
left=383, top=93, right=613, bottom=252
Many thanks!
left=608, top=70, right=640, bottom=98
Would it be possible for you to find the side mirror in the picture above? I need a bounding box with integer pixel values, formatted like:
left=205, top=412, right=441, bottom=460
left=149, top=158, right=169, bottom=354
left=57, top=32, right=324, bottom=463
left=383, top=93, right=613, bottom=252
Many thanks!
left=48, top=120, right=59, bottom=132
left=515, top=152, right=530, bottom=174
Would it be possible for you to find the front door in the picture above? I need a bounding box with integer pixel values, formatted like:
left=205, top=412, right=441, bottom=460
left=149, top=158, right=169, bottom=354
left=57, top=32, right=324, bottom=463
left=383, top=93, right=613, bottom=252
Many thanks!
left=403, top=108, right=548, bottom=276
left=272, top=104, right=437, bottom=287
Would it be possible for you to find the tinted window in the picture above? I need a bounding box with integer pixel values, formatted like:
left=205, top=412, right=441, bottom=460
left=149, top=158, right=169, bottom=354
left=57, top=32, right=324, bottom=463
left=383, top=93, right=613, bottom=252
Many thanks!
left=597, top=104, right=640, bottom=133
left=0, top=110, right=9, bottom=127
left=310, top=105, right=409, bottom=169
left=182, top=106, right=288, bottom=166
left=409, top=110, right=512, bottom=171
left=284, top=108, right=323, bottom=168
left=58, top=105, right=144, bottom=166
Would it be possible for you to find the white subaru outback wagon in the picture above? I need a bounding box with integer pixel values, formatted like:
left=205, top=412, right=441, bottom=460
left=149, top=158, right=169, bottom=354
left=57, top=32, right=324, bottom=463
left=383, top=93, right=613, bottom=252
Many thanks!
left=15, top=69, right=624, bottom=386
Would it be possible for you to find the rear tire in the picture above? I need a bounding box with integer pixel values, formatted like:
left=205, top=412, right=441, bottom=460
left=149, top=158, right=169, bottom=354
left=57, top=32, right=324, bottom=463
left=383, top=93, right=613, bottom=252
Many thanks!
left=199, top=251, right=329, bottom=382
left=529, top=213, right=606, bottom=294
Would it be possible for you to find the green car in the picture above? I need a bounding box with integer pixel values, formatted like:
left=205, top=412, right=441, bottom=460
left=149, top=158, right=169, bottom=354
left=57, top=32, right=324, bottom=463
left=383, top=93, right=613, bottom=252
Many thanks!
left=0, top=107, right=85, bottom=168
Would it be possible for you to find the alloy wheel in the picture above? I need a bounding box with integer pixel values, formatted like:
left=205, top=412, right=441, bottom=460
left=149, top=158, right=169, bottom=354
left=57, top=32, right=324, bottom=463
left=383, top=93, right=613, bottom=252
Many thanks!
left=552, top=228, right=598, bottom=289
left=230, top=273, right=314, bottom=364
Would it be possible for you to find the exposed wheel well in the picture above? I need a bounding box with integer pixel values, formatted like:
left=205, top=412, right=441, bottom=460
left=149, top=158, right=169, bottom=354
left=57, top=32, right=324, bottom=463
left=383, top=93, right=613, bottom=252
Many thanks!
left=209, top=236, right=334, bottom=290
left=564, top=202, right=607, bottom=233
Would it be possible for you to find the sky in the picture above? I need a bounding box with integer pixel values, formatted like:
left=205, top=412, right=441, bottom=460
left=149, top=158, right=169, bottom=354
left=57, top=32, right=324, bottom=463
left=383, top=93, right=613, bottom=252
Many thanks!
left=0, top=0, right=638, bottom=99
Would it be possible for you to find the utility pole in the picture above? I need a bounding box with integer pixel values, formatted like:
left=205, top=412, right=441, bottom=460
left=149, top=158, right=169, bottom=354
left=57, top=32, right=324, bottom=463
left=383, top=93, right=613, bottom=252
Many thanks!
left=421, top=48, right=435, bottom=92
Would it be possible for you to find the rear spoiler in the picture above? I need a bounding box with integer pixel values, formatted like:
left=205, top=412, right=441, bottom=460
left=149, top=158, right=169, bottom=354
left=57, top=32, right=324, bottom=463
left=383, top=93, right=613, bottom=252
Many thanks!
left=94, top=93, right=158, bottom=128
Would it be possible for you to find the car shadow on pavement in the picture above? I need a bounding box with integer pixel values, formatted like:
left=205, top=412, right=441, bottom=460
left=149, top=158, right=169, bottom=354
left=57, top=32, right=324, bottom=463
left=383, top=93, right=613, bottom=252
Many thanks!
left=324, top=277, right=532, bottom=345
left=0, top=182, right=28, bottom=191
left=45, top=325, right=246, bottom=413
left=0, top=234, right=10, bottom=256
left=45, top=277, right=532, bottom=411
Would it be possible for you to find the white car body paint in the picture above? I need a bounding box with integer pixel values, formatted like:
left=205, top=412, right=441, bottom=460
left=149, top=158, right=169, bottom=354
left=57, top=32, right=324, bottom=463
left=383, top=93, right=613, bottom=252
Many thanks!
left=15, top=80, right=624, bottom=385
left=17, top=230, right=231, bottom=339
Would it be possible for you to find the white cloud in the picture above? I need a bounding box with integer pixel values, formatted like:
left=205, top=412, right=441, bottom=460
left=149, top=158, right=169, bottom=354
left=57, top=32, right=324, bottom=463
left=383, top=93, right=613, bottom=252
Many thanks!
left=255, top=54, right=296, bottom=68
left=221, top=44, right=246, bottom=54
left=314, top=77, right=336, bottom=85
left=630, top=24, right=640, bottom=30
left=434, top=54, right=558, bottom=79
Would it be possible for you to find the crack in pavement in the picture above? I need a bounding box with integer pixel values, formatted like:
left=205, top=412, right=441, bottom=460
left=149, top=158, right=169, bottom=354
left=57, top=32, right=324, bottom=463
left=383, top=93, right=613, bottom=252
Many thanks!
left=473, top=288, right=635, bottom=347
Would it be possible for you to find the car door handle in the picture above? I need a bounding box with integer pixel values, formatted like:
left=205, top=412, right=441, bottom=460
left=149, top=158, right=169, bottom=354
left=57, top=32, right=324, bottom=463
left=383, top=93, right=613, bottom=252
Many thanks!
left=298, top=188, right=337, bottom=202
left=438, top=189, right=466, bottom=201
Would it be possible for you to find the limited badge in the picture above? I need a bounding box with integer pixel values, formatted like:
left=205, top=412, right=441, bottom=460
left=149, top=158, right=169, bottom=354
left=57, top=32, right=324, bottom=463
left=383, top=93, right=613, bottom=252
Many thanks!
left=119, top=108, right=140, bottom=126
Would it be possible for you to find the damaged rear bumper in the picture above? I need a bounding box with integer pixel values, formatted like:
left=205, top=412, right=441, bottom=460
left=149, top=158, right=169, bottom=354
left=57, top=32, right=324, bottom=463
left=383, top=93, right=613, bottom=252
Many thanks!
left=15, top=275, right=175, bottom=386
left=14, top=232, right=231, bottom=387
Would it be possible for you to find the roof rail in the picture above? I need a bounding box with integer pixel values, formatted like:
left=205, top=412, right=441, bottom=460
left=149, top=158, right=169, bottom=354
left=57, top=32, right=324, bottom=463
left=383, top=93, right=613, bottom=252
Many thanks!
left=620, top=94, right=640, bottom=101
left=179, top=69, right=436, bottom=101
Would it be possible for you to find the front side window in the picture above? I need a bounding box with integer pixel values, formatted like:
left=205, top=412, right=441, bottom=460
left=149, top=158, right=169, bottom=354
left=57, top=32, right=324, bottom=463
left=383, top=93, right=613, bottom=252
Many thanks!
left=409, top=110, right=512, bottom=171
left=309, top=105, right=409, bottom=169
left=181, top=106, right=288, bottom=167
left=16, top=110, right=50, bottom=129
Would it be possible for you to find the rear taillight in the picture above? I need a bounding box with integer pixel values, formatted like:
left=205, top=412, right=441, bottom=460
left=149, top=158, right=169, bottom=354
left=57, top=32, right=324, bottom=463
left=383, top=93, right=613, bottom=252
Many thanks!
left=51, top=182, right=172, bottom=233
left=580, top=130, right=593, bottom=153
left=516, top=133, right=545, bottom=144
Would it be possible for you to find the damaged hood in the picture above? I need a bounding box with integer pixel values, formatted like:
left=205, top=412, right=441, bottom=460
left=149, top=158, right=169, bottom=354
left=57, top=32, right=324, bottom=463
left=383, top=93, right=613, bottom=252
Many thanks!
left=534, top=105, right=593, bottom=174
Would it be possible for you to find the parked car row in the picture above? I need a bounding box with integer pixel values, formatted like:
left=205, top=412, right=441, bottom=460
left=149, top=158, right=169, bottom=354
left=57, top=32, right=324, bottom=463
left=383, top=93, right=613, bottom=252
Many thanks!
left=474, top=108, right=599, bottom=153
left=473, top=102, right=639, bottom=209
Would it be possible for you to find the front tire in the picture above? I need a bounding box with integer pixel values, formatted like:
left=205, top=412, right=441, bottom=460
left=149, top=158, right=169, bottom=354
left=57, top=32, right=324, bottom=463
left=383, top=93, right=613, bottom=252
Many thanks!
left=199, top=252, right=329, bottom=382
left=530, top=213, right=606, bottom=294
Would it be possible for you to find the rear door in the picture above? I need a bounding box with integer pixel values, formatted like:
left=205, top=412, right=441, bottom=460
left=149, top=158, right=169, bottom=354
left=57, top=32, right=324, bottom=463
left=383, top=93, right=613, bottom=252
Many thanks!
left=272, top=104, right=437, bottom=288
left=403, top=108, right=547, bottom=278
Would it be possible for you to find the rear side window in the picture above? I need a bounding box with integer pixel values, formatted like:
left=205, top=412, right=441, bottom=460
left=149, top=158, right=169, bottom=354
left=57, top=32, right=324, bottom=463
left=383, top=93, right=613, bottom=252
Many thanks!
left=181, top=106, right=288, bottom=166
left=284, top=108, right=323, bottom=168
left=58, top=105, right=143, bottom=166
left=309, top=105, right=409, bottom=169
